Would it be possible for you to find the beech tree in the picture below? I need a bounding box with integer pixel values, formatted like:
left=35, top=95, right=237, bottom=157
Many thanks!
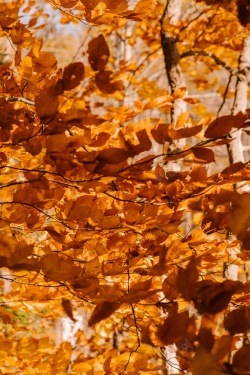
left=1, top=0, right=250, bottom=374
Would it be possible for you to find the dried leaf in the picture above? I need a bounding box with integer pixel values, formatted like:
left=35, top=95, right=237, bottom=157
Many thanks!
left=178, top=257, right=199, bottom=300
left=63, top=62, right=84, bottom=90
left=156, top=305, right=196, bottom=345
left=204, top=112, right=246, bottom=138
left=224, top=307, right=250, bottom=334
left=88, top=34, right=110, bottom=71
left=88, top=301, right=120, bottom=326
left=192, top=147, right=215, bottom=162
left=232, top=345, right=250, bottom=369
left=95, top=70, right=124, bottom=94
left=62, top=298, right=76, bottom=322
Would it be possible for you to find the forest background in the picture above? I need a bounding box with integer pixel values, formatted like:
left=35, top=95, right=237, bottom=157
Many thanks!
left=0, top=0, right=250, bottom=374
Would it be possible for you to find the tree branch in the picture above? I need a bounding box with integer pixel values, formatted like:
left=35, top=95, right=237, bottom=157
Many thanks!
left=180, top=50, right=236, bottom=75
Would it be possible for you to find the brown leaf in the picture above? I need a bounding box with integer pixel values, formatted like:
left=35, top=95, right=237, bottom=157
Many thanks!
left=59, top=0, right=77, bottom=8
left=191, top=346, right=221, bottom=375
left=192, top=147, right=215, bottom=162
left=204, top=112, right=246, bottom=138
left=128, top=129, right=152, bottom=155
left=211, top=335, right=232, bottom=361
left=169, top=125, right=202, bottom=140
left=130, top=278, right=152, bottom=292
left=178, top=257, right=199, bottom=300
left=23, top=137, right=42, bottom=156
left=141, top=324, right=155, bottom=346
left=98, top=148, right=130, bottom=164
left=103, top=356, right=112, bottom=373
left=62, top=298, right=76, bottom=322
left=33, top=52, right=57, bottom=73
left=63, top=62, right=84, bottom=90
left=190, top=166, right=207, bottom=183
left=88, top=34, right=110, bottom=71
left=88, top=301, right=120, bottom=326
left=232, top=345, right=250, bottom=369
left=221, top=162, right=245, bottom=177
left=163, top=268, right=180, bottom=300
left=224, top=307, right=250, bottom=334
left=156, top=305, right=196, bottom=345
left=35, top=93, right=59, bottom=121
left=194, top=280, right=242, bottom=314
left=95, top=70, right=124, bottom=94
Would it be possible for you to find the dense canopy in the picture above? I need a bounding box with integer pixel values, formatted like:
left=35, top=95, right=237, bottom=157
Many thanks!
left=0, top=0, right=250, bottom=374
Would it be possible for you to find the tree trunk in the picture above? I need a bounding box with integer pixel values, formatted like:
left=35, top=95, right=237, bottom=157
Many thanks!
left=229, top=36, right=250, bottom=164
left=160, top=0, right=186, bottom=125
left=160, top=3, right=188, bottom=373
left=226, top=37, right=250, bottom=281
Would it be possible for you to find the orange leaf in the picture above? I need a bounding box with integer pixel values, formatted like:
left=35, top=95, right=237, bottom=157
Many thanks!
left=103, top=356, right=112, bottom=373
left=183, top=97, right=200, bottom=104
left=99, top=216, right=120, bottom=229
left=144, top=95, right=173, bottom=110
left=59, top=0, right=77, bottom=7
left=40, top=254, right=81, bottom=282
left=172, top=87, right=186, bottom=99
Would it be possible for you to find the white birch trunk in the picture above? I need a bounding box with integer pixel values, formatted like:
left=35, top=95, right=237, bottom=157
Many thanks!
left=230, top=37, right=250, bottom=166
left=226, top=37, right=250, bottom=280
left=160, top=1, right=188, bottom=372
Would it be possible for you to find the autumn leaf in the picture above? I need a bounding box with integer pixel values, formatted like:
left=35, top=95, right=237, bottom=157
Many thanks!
left=59, top=0, right=78, bottom=8
left=162, top=268, right=180, bottom=300
left=192, top=147, right=215, bottom=162
left=233, top=345, right=250, bottom=370
left=95, top=70, right=124, bottom=94
left=178, top=257, right=199, bottom=300
left=97, top=148, right=130, bottom=164
left=40, top=254, right=81, bottom=282
left=62, top=298, right=76, bottom=322
left=63, top=62, right=85, bottom=90
left=88, top=34, right=110, bottom=71
left=194, top=280, right=242, bottom=314
left=156, top=305, right=196, bottom=345
left=88, top=301, right=120, bottom=326
left=224, top=307, right=250, bottom=334
left=204, top=112, right=246, bottom=138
